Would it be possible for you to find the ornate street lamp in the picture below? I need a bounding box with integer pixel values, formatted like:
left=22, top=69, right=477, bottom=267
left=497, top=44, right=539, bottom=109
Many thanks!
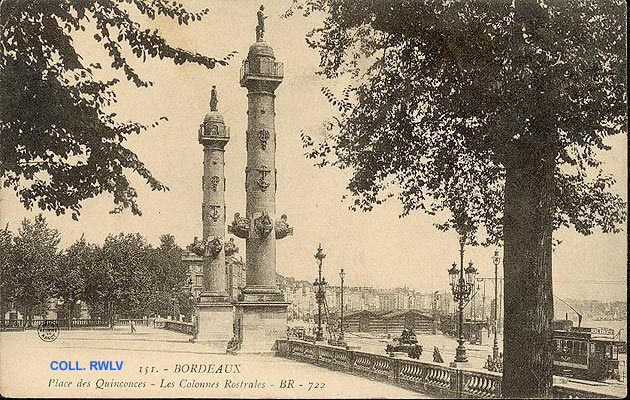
left=448, top=263, right=459, bottom=287
left=339, top=268, right=345, bottom=341
left=492, top=249, right=501, bottom=361
left=313, top=244, right=327, bottom=341
left=448, top=234, right=476, bottom=364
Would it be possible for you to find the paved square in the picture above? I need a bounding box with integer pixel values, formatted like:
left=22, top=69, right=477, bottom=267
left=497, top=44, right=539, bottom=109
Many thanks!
left=0, top=327, right=430, bottom=398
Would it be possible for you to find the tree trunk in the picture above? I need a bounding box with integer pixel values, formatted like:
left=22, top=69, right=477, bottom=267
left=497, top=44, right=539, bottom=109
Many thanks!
left=68, top=301, right=72, bottom=330
left=502, top=151, right=555, bottom=398
left=26, top=307, right=32, bottom=328
left=109, top=301, right=115, bottom=330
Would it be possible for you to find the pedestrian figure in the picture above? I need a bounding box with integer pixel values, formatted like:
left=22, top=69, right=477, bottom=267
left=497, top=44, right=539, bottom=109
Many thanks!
left=130, top=320, right=136, bottom=333
left=484, top=355, right=494, bottom=371
left=433, top=346, right=444, bottom=363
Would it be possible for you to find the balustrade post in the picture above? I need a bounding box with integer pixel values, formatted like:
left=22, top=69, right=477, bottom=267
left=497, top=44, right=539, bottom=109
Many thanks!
left=313, top=344, right=320, bottom=365
left=348, top=350, right=355, bottom=372
left=453, top=369, right=464, bottom=398
left=496, top=376, right=502, bottom=398
left=390, top=358, right=400, bottom=383
left=449, top=368, right=457, bottom=397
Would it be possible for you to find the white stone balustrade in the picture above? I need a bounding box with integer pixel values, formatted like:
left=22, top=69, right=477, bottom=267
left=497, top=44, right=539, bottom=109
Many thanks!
left=276, top=339, right=623, bottom=399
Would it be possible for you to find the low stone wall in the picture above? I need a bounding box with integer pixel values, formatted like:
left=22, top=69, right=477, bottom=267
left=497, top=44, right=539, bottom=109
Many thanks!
left=161, top=320, right=195, bottom=335
left=276, top=339, right=622, bottom=399
left=116, top=318, right=151, bottom=326
left=1, top=318, right=110, bottom=330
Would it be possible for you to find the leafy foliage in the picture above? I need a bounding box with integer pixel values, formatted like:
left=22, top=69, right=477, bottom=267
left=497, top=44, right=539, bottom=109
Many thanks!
left=9, top=215, right=60, bottom=322
left=288, top=0, right=627, bottom=245
left=1, top=214, right=191, bottom=321
left=0, top=225, right=17, bottom=317
left=55, top=234, right=95, bottom=321
left=0, top=0, right=236, bottom=219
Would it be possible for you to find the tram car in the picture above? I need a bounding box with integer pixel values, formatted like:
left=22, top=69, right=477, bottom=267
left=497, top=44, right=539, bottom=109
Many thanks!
left=553, top=326, right=625, bottom=382
left=386, top=328, right=423, bottom=359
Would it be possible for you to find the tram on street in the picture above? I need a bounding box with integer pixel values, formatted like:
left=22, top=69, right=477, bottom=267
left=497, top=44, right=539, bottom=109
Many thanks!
left=553, top=326, right=626, bottom=382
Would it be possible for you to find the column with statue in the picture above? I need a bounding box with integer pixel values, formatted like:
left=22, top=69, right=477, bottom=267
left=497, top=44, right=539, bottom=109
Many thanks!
left=230, top=5, right=293, bottom=352
left=191, top=85, right=233, bottom=351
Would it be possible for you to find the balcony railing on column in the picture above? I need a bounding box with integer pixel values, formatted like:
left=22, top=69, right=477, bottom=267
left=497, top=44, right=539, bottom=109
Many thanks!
left=240, top=59, right=284, bottom=81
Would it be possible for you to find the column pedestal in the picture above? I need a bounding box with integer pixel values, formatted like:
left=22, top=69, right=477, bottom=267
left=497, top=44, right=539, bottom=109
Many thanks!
left=234, top=301, right=289, bottom=353
left=192, top=301, right=233, bottom=353
left=449, top=361, right=470, bottom=369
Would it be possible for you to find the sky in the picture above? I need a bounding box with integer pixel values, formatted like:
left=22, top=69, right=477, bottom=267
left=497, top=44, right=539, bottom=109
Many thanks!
left=1, top=1, right=627, bottom=301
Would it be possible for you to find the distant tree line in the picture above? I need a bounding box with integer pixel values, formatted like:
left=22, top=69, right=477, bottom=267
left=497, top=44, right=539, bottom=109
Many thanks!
left=0, top=214, right=193, bottom=328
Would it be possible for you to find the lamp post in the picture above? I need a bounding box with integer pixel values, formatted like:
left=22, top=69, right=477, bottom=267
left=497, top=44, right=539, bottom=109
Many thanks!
left=465, top=261, right=478, bottom=338
left=492, top=249, right=501, bottom=361
left=432, top=291, right=440, bottom=335
left=313, top=244, right=327, bottom=341
left=448, top=234, right=476, bottom=364
left=339, top=268, right=345, bottom=341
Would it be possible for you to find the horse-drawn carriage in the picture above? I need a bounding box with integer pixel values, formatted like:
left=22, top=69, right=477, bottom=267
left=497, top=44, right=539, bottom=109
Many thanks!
left=386, top=328, right=423, bottom=359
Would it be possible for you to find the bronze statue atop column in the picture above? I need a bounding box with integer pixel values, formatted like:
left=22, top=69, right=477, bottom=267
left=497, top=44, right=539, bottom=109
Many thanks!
left=210, top=85, right=218, bottom=111
left=256, top=5, right=267, bottom=41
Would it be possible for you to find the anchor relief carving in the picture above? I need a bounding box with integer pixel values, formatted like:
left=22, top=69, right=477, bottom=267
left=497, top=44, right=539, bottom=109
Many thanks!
left=205, top=204, right=220, bottom=223
left=257, top=166, right=271, bottom=192
left=258, top=129, right=270, bottom=150
left=209, top=176, right=220, bottom=191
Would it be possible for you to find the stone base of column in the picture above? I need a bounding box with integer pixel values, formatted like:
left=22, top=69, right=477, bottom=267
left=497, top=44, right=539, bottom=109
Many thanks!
left=238, top=285, right=284, bottom=302
left=199, top=291, right=230, bottom=303
left=191, top=301, right=233, bottom=353
left=449, top=361, right=470, bottom=369
left=234, top=301, right=289, bottom=353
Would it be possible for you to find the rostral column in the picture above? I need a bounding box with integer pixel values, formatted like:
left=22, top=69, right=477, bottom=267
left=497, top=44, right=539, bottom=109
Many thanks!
left=191, top=85, right=233, bottom=351
left=229, top=5, right=293, bottom=352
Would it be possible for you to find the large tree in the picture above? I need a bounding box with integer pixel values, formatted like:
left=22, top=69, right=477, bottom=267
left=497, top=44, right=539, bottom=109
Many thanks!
left=11, top=214, right=60, bottom=326
left=0, top=0, right=234, bottom=219
left=287, top=0, right=626, bottom=397
left=99, top=232, right=153, bottom=325
left=0, top=225, right=16, bottom=322
left=55, top=235, right=94, bottom=328
left=144, top=234, right=191, bottom=318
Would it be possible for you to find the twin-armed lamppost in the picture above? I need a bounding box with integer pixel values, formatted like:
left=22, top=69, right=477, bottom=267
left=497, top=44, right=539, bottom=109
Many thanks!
left=448, top=234, right=477, bottom=364
left=313, top=244, right=327, bottom=342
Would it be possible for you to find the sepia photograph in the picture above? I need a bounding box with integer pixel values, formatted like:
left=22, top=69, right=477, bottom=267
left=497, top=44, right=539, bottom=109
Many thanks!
left=0, top=0, right=627, bottom=398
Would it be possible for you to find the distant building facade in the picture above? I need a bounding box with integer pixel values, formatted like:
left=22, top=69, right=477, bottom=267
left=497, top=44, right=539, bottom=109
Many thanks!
left=343, top=309, right=435, bottom=335
left=276, top=275, right=447, bottom=321
left=182, top=248, right=246, bottom=303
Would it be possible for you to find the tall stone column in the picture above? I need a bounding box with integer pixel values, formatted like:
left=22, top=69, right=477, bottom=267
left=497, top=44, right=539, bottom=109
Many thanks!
left=192, top=86, right=233, bottom=351
left=229, top=7, right=293, bottom=352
